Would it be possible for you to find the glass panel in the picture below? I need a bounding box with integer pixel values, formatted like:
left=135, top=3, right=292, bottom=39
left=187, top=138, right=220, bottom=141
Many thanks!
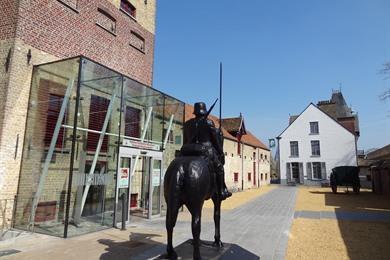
left=161, top=96, right=184, bottom=216
left=14, top=57, right=80, bottom=237
left=130, top=156, right=150, bottom=218
left=116, top=157, right=130, bottom=224
left=151, top=159, right=161, bottom=215
left=66, top=58, right=122, bottom=237
left=121, top=77, right=164, bottom=149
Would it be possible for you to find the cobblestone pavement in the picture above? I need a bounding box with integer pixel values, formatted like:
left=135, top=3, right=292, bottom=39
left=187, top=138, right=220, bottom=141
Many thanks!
left=133, top=186, right=298, bottom=260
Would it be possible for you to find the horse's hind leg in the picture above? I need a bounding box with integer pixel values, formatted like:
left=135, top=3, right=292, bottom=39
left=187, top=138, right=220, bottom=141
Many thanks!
left=166, top=205, right=179, bottom=259
left=212, top=196, right=223, bottom=247
left=189, top=205, right=202, bottom=260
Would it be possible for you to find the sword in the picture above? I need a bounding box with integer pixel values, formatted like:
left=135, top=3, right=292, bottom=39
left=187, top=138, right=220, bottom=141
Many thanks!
left=206, top=98, right=218, bottom=118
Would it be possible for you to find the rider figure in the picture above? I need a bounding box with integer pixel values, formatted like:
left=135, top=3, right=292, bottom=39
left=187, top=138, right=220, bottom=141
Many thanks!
left=183, top=102, right=232, bottom=200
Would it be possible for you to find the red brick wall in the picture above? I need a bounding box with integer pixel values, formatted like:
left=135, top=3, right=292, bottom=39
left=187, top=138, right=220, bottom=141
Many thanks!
left=0, top=0, right=18, bottom=40
left=3, top=0, right=155, bottom=86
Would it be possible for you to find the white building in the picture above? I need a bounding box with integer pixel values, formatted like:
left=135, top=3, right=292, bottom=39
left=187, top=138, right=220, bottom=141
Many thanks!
left=278, top=102, right=358, bottom=185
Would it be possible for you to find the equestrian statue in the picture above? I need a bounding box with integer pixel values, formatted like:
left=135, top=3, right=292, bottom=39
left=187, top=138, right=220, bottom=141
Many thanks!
left=163, top=101, right=232, bottom=260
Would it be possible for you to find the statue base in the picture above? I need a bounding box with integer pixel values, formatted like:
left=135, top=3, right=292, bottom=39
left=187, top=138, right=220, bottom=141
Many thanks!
left=156, top=239, right=259, bottom=260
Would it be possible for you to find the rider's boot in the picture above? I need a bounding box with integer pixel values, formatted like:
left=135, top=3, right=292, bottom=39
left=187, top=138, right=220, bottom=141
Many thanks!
left=219, top=173, right=232, bottom=200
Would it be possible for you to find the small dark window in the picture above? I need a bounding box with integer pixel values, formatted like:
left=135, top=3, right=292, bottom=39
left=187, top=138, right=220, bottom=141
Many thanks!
left=310, top=122, right=319, bottom=134
left=234, top=172, right=239, bottom=182
left=121, top=0, right=136, bottom=18
left=248, top=172, right=251, bottom=181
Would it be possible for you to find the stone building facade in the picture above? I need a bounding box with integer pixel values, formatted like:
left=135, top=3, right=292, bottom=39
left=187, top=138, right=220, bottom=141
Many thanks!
left=0, top=0, right=158, bottom=234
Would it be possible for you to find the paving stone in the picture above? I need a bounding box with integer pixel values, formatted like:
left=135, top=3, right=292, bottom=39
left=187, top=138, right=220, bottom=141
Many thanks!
left=134, top=186, right=298, bottom=259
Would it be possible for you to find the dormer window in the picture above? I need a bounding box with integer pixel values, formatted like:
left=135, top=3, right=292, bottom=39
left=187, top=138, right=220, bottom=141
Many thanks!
left=121, top=0, right=136, bottom=18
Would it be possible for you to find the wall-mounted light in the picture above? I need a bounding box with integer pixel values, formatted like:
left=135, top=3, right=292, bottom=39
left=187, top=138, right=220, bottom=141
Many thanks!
left=27, top=49, right=32, bottom=64
left=5, top=48, right=11, bottom=72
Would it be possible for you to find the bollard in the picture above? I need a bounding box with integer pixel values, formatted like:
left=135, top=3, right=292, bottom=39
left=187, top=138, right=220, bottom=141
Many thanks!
left=121, top=193, right=126, bottom=231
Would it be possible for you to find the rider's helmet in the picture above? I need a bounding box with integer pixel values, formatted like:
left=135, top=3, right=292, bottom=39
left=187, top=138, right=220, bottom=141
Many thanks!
left=193, top=102, right=207, bottom=116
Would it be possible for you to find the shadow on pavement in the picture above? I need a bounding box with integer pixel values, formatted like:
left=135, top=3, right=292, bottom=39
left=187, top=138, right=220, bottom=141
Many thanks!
left=99, top=232, right=163, bottom=260
left=156, top=239, right=259, bottom=260
left=313, top=189, right=390, bottom=259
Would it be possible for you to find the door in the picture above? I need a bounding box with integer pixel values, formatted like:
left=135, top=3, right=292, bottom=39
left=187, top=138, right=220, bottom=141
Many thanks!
left=117, top=147, right=163, bottom=222
left=116, top=156, right=131, bottom=224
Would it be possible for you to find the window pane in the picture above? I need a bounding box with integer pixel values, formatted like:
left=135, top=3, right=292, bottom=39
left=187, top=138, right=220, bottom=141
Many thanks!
left=311, top=140, right=320, bottom=156
left=290, top=141, right=299, bottom=157
left=310, top=122, right=319, bottom=134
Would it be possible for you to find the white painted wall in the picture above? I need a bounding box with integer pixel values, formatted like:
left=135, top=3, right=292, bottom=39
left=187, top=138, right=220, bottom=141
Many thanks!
left=279, top=104, right=357, bottom=185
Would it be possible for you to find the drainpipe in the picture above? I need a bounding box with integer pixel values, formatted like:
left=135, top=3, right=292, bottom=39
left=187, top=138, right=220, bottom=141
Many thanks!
left=276, top=137, right=281, bottom=183
left=241, top=142, right=244, bottom=191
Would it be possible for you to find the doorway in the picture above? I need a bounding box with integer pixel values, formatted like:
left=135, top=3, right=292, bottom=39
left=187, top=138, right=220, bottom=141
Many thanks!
left=116, top=147, right=163, bottom=225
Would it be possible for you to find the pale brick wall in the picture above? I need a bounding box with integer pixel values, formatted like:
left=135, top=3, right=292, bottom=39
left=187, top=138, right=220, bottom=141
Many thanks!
left=224, top=138, right=271, bottom=192
left=110, top=0, right=156, bottom=34
left=0, top=40, right=58, bottom=229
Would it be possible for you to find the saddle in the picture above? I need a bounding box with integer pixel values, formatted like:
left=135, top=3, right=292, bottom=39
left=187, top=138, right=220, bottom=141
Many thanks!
left=179, top=143, right=211, bottom=157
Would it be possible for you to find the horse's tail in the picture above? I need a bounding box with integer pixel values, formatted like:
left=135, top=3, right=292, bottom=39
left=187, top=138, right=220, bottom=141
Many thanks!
left=164, top=157, right=185, bottom=230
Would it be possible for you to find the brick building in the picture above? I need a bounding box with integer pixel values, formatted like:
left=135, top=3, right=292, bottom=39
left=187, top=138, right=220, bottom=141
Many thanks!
left=0, top=0, right=186, bottom=238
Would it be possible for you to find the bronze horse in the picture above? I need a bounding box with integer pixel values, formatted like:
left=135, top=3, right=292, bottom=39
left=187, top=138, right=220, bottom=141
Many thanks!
left=164, top=153, right=223, bottom=260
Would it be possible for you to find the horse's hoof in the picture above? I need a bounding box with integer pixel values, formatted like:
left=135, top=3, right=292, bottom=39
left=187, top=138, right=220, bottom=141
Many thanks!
left=212, top=240, right=224, bottom=248
left=166, top=250, right=178, bottom=260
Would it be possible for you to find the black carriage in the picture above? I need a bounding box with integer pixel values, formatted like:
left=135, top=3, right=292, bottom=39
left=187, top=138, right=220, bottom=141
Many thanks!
left=330, top=166, right=360, bottom=194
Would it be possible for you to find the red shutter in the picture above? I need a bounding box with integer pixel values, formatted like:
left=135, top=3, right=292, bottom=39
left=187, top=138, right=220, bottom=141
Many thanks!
left=234, top=172, right=239, bottom=182
left=87, top=95, right=109, bottom=152
left=44, top=94, right=65, bottom=148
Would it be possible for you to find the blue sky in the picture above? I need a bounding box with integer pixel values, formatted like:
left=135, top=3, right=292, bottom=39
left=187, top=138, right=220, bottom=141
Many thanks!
left=153, top=0, right=390, bottom=152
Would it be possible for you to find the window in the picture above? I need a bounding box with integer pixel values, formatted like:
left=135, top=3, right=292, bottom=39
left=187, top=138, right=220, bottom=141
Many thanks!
left=120, top=0, right=136, bottom=18
left=265, top=155, right=268, bottom=160
left=174, top=135, right=182, bottom=145
left=312, top=162, right=322, bottom=179
left=290, top=141, right=299, bottom=157
left=311, top=140, right=320, bottom=156
left=265, top=173, right=267, bottom=181
left=260, top=154, right=263, bottom=160
left=248, top=172, right=251, bottom=181
left=261, top=173, right=263, bottom=181
left=310, top=121, right=319, bottom=134
left=130, top=31, right=145, bottom=52
left=87, top=95, right=110, bottom=152
left=56, top=0, right=79, bottom=12
left=44, top=94, right=66, bottom=148
left=163, top=129, right=174, bottom=144
left=124, top=106, right=141, bottom=138
left=96, top=8, right=117, bottom=35
left=234, top=172, right=239, bottom=182
left=307, top=162, right=326, bottom=180
left=237, top=142, right=241, bottom=155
